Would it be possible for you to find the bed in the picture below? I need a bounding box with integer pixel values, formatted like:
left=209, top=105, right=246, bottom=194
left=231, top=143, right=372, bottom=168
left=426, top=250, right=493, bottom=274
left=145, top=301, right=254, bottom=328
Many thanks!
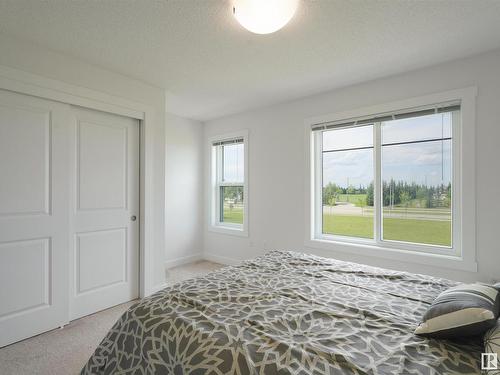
left=81, top=251, right=482, bottom=374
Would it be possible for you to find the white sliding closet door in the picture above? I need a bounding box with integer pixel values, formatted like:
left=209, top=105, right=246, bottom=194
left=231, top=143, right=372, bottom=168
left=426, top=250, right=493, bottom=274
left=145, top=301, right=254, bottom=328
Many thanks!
left=70, top=107, right=139, bottom=320
left=0, top=90, right=71, bottom=347
left=0, top=91, right=140, bottom=346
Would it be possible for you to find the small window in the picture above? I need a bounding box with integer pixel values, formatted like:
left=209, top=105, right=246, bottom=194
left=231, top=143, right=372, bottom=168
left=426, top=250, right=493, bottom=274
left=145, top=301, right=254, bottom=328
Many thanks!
left=210, top=132, right=248, bottom=235
left=312, top=102, right=460, bottom=255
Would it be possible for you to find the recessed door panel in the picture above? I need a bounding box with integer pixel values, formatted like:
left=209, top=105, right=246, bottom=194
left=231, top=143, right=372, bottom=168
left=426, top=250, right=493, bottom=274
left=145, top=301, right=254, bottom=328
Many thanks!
left=0, top=105, right=50, bottom=216
left=0, top=238, right=50, bottom=318
left=76, top=229, right=126, bottom=294
left=78, top=121, right=127, bottom=210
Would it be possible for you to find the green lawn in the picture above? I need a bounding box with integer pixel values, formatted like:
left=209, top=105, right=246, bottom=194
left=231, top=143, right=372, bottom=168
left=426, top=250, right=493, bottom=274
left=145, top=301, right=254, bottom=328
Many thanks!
left=221, top=205, right=450, bottom=246
left=337, top=194, right=367, bottom=206
left=323, top=214, right=451, bottom=247
left=223, top=205, right=243, bottom=224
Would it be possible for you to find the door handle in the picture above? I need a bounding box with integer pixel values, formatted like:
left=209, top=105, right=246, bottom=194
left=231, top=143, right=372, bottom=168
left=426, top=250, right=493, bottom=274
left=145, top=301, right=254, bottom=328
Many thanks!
left=131, top=215, right=137, bottom=222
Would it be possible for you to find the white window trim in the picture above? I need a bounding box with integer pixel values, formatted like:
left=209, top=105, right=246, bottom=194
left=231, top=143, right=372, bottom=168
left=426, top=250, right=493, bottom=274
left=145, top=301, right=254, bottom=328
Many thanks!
left=304, top=87, right=477, bottom=272
left=208, top=130, right=249, bottom=237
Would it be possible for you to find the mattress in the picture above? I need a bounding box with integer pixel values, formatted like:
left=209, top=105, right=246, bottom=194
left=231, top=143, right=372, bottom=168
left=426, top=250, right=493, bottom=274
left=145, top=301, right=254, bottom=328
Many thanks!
left=81, top=251, right=482, bottom=374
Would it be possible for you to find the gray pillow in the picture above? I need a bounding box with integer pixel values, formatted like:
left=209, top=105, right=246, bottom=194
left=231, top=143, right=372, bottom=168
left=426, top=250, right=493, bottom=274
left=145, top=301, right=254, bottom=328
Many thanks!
left=415, top=283, right=499, bottom=339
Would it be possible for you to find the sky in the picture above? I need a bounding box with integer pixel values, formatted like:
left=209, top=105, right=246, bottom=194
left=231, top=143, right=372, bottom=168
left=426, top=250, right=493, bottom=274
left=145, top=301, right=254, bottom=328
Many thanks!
left=322, top=112, right=453, bottom=188
left=220, top=113, right=454, bottom=188
left=222, top=143, right=244, bottom=182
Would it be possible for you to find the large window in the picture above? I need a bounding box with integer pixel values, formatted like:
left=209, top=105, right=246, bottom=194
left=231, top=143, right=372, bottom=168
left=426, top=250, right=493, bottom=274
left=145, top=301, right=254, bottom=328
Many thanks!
left=312, top=102, right=460, bottom=255
left=210, top=132, right=248, bottom=235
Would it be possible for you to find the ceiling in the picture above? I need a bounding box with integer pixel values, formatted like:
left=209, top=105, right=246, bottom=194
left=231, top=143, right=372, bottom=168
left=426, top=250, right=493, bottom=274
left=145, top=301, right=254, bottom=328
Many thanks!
left=0, top=1, right=500, bottom=121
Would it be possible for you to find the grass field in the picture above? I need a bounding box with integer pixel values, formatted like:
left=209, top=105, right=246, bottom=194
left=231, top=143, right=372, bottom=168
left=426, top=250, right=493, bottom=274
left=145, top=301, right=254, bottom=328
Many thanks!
left=222, top=205, right=243, bottom=224
left=323, top=214, right=451, bottom=246
left=222, top=204, right=451, bottom=247
left=337, top=194, right=367, bottom=205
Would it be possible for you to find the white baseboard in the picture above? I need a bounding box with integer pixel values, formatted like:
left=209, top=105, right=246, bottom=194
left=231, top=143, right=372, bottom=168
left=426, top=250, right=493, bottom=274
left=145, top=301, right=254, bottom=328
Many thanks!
left=164, top=253, right=203, bottom=269
left=151, top=253, right=239, bottom=294
left=203, top=253, right=241, bottom=266
left=150, top=282, right=169, bottom=295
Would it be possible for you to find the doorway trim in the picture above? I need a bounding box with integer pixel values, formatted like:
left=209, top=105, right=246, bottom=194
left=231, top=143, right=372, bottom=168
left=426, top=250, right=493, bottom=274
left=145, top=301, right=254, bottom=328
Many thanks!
left=0, top=64, right=156, bottom=298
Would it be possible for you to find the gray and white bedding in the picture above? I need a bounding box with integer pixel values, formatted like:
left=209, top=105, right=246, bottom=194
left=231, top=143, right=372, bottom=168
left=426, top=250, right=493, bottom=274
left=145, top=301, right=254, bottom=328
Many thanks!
left=81, top=251, right=482, bottom=374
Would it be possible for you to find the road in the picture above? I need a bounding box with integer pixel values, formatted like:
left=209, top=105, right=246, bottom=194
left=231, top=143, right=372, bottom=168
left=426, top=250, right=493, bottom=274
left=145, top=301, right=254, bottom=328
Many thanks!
left=324, top=202, right=451, bottom=221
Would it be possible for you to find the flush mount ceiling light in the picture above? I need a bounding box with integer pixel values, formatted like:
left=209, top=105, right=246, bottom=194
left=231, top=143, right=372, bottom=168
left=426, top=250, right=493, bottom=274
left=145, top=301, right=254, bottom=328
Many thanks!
left=232, top=0, right=299, bottom=35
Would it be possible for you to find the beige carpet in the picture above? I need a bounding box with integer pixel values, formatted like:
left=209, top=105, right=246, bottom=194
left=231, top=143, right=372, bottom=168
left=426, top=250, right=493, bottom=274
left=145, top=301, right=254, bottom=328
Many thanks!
left=0, top=260, right=223, bottom=375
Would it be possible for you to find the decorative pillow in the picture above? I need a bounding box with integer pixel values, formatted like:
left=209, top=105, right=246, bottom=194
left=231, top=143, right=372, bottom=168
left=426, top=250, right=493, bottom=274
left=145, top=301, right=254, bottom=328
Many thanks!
left=484, top=320, right=500, bottom=375
left=414, top=283, right=500, bottom=339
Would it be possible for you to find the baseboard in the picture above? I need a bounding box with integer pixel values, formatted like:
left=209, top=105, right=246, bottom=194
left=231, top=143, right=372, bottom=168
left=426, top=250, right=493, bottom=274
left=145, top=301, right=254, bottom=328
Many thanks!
left=151, top=253, right=239, bottom=294
left=150, top=282, right=169, bottom=295
left=203, top=253, right=241, bottom=266
left=164, top=253, right=203, bottom=269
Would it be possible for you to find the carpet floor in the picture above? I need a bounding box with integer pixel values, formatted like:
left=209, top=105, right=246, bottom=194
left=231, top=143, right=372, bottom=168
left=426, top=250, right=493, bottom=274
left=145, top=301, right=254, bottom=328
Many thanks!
left=0, top=260, right=223, bottom=375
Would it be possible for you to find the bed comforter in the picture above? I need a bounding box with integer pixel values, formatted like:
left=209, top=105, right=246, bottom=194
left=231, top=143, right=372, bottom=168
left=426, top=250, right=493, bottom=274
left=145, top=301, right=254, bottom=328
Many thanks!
left=82, top=251, right=482, bottom=375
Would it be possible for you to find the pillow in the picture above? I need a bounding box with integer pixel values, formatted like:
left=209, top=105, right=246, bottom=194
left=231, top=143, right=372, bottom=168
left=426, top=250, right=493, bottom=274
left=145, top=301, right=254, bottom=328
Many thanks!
left=484, top=320, right=500, bottom=375
left=414, top=283, right=499, bottom=339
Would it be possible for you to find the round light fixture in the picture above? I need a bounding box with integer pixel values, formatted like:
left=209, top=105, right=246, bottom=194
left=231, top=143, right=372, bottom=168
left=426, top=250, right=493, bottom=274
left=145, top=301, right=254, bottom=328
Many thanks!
left=232, top=0, right=299, bottom=35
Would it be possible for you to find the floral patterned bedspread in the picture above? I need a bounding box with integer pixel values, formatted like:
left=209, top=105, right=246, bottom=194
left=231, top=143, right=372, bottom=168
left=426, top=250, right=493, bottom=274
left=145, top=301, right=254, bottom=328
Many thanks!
left=82, top=251, right=482, bottom=375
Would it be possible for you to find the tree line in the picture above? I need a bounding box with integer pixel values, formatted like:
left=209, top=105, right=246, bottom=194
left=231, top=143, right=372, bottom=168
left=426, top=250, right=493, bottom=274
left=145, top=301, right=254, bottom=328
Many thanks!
left=323, top=180, right=451, bottom=209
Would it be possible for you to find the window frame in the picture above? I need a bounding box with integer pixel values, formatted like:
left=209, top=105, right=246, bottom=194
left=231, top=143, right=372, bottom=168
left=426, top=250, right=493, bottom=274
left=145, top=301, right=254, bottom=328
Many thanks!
left=208, top=130, right=249, bottom=236
left=305, top=88, right=477, bottom=272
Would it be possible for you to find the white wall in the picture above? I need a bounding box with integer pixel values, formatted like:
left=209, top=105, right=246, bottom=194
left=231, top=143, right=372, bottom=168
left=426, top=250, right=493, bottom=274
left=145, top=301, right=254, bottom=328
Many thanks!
left=0, top=33, right=167, bottom=289
left=203, top=48, right=500, bottom=284
left=165, top=113, right=204, bottom=269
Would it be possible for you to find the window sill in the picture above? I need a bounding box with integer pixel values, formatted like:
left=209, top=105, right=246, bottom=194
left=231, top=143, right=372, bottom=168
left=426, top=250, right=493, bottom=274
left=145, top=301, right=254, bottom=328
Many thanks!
left=208, top=224, right=248, bottom=237
left=305, top=237, right=477, bottom=273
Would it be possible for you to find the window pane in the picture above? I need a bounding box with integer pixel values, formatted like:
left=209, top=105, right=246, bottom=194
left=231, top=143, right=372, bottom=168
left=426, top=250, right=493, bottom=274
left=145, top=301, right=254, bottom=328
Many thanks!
left=382, top=112, right=452, bottom=144
left=222, top=143, right=244, bottom=182
left=220, top=186, right=244, bottom=225
left=323, top=125, right=373, bottom=151
left=381, top=113, right=452, bottom=247
left=322, top=125, right=374, bottom=239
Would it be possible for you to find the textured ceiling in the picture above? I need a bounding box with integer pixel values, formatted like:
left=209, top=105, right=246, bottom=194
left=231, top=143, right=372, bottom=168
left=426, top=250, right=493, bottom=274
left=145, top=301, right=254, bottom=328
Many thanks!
left=0, top=0, right=500, bottom=121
